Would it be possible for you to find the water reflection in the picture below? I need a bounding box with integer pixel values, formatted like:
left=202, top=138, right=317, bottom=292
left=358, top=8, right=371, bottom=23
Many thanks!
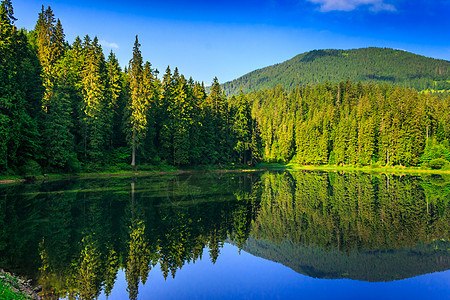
left=0, top=171, right=448, bottom=299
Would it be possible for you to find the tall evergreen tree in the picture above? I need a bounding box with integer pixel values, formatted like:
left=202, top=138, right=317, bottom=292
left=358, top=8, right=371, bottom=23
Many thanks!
left=79, top=36, right=108, bottom=164
left=105, top=51, right=126, bottom=150
left=127, top=35, right=149, bottom=169
left=233, top=91, right=252, bottom=164
left=35, top=5, right=65, bottom=110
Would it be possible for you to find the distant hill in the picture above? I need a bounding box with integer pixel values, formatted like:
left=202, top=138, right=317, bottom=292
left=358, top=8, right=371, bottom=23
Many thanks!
left=242, top=237, right=450, bottom=282
left=222, top=47, right=450, bottom=95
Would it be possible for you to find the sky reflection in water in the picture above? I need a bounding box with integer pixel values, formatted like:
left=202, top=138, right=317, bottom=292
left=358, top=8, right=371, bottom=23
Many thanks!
left=101, top=243, right=450, bottom=300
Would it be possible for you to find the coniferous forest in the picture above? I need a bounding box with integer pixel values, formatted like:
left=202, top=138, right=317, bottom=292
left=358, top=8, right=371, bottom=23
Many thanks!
left=1, top=0, right=450, bottom=176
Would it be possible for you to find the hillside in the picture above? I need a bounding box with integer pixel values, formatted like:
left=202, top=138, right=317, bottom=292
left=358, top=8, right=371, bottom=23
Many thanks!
left=222, top=47, right=450, bottom=95
left=243, top=237, right=450, bottom=282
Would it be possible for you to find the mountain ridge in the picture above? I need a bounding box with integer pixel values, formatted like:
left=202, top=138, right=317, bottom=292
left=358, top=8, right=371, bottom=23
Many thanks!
left=222, top=47, right=450, bottom=95
left=242, top=237, right=450, bottom=282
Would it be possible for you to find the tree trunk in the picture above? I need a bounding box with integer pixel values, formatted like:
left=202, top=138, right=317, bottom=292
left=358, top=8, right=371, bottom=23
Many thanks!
left=244, top=147, right=247, bottom=165
left=386, top=144, right=389, bottom=166
left=131, top=129, right=136, bottom=170
left=84, top=129, right=87, bottom=159
left=131, top=181, right=135, bottom=218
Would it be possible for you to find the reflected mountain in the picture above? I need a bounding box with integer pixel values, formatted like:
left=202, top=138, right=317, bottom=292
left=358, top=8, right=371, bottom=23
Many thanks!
left=0, top=170, right=449, bottom=299
left=243, top=238, right=450, bottom=282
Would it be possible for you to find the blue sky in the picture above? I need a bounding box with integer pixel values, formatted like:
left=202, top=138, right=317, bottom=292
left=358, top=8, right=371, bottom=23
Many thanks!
left=12, top=0, right=450, bottom=84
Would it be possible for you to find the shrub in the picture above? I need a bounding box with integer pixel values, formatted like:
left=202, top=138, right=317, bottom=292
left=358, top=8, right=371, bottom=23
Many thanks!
left=421, top=139, right=450, bottom=165
left=18, top=160, right=41, bottom=180
left=428, top=158, right=448, bottom=169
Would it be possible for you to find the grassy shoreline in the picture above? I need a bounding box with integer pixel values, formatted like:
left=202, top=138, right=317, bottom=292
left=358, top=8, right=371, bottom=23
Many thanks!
left=261, top=163, right=450, bottom=175
left=1, top=163, right=449, bottom=184
left=0, top=271, right=34, bottom=300
left=0, top=164, right=265, bottom=185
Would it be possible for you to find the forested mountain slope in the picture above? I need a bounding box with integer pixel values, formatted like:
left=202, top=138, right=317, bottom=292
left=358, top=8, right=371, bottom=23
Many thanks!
left=223, top=47, right=450, bottom=95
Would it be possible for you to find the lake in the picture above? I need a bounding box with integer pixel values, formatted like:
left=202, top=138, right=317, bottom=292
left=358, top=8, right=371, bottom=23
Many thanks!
left=0, top=170, right=449, bottom=299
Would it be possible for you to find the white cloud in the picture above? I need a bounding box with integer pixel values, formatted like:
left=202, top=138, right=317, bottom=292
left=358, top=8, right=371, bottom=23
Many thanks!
left=99, top=40, right=119, bottom=49
left=307, top=0, right=396, bottom=12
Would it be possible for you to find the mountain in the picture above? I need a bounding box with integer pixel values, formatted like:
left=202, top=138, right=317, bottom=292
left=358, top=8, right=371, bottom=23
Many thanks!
left=222, top=47, right=450, bottom=95
left=242, top=237, right=450, bottom=282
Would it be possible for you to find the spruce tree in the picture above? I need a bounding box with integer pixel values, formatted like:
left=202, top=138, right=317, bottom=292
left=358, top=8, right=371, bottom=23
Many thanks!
left=80, top=36, right=107, bottom=163
left=127, top=35, right=149, bottom=169
left=105, top=51, right=123, bottom=148
left=35, top=6, right=65, bottom=110
left=233, top=91, right=252, bottom=164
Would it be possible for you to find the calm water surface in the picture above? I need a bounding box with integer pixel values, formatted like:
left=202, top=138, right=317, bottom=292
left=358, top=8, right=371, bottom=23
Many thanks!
left=0, top=171, right=449, bottom=299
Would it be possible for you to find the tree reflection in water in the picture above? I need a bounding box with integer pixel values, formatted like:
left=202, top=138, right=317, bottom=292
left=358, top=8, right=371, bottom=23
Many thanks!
left=0, top=171, right=448, bottom=298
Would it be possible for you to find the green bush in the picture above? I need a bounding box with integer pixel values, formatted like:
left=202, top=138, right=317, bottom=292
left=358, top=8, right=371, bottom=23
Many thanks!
left=19, top=160, right=41, bottom=176
left=421, top=139, right=450, bottom=165
left=18, top=160, right=41, bottom=180
left=428, top=158, right=449, bottom=169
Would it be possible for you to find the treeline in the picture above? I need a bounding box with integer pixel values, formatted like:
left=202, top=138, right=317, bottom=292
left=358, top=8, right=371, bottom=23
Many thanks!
left=249, top=81, right=450, bottom=167
left=223, top=47, right=450, bottom=95
left=0, top=1, right=260, bottom=174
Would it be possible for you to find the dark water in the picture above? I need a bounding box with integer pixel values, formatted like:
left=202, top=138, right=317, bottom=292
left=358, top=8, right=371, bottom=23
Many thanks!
left=0, top=171, right=449, bottom=299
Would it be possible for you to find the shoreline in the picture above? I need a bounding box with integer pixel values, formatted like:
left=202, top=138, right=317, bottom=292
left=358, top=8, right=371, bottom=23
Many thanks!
left=265, top=163, right=450, bottom=175
left=1, top=164, right=449, bottom=185
left=0, top=167, right=266, bottom=185
left=0, top=269, right=41, bottom=299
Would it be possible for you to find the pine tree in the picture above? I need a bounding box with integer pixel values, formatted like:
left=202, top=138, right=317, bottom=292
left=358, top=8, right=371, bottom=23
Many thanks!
left=172, top=73, right=192, bottom=165
left=140, top=60, right=158, bottom=161
left=206, top=77, right=232, bottom=163
left=159, top=66, right=174, bottom=163
left=41, top=86, right=75, bottom=169
left=233, top=91, right=252, bottom=164
left=189, top=81, right=206, bottom=164
left=105, top=51, right=123, bottom=148
left=35, top=6, right=65, bottom=110
left=127, top=35, right=149, bottom=169
left=80, top=36, right=107, bottom=163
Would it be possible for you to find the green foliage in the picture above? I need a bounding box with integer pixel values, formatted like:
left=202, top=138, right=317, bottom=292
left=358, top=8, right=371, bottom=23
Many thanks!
left=251, top=81, right=449, bottom=167
left=223, top=47, right=450, bottom=95
left=77, top=235, right=102, bottom=300
left=255, top=171, right=450, bottom=252
left=80, top=36, right=108, bottom=162
left=421, top=139, right=450, bottom=165
left=428, top=158, right=449, bottom=169
left=232, top=91, right=252, bottom=164
left=0, top=0, right=42, bottom=174
left=18, top=159, right=41, bottom=178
